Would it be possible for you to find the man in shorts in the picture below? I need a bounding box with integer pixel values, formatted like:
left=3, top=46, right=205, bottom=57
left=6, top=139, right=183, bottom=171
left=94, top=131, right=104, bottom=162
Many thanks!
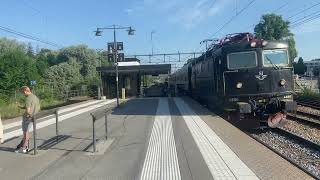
left=15, top=86, right=40, bottom=153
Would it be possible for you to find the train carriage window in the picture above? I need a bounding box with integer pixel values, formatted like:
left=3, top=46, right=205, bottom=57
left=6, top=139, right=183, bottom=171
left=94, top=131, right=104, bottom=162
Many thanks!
left=227, top=51, right=257, bottom=69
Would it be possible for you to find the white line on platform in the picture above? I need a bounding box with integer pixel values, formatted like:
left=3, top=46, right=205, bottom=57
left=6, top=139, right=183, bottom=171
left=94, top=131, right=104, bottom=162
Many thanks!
left=3, top=100, right=103, bottom=130
left=3, top=99, right=116, bottom=141
left=174, top=98, right=259, bottom=180
left=140, top=98, right=181, bottom=180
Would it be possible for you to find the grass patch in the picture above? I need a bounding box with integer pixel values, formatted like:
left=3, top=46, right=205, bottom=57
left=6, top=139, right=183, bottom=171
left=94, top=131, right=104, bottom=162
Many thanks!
left=0, top=98, right=65, bottom=120
left=0, top=102, right=24, bottom=120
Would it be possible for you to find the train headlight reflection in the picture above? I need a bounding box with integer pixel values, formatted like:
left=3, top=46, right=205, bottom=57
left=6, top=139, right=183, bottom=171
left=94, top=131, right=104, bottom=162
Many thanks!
left=236, top=82, right=243, bottom=89
left=279, top=79, right=286, bottom=86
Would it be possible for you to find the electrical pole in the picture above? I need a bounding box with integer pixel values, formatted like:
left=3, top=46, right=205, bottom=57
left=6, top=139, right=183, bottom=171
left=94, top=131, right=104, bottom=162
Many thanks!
left=113, top=25, right=120, bottom=107
left=94, top=25, right=135, bottom=107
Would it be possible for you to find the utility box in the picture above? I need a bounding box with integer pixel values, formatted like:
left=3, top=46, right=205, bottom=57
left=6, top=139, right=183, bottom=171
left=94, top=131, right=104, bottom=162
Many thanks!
left=122, top=88, right=126, bottom=99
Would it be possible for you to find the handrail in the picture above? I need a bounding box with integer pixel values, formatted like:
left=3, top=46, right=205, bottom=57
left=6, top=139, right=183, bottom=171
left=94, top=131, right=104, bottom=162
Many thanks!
left=32, top=108, right=60, bottom=155
left=90, top=107, right=113, bottom=152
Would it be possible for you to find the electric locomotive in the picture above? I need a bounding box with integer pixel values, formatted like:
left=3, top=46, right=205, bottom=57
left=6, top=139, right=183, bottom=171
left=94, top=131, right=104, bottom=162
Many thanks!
left=171, top=33, right=297, bottom=128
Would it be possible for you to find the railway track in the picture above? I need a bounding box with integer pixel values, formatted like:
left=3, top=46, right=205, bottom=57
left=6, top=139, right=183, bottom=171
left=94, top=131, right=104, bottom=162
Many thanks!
left=247, top=128, right=320, bottom=179
left=287, top=111, right=320, bottom=127
left=295, top=97, right=320, bottom=110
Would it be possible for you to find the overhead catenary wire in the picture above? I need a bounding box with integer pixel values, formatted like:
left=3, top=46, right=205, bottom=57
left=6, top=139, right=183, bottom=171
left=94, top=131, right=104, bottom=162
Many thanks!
left=273, top=1, right=290, bottom=13
left=0, top=25, right=63, bottom=48
left=291, top=12, right=320, bottom=28
left=291, top=10, right=320, bottom=25
left=241, top=1, right=290, bottom=32
left=21, top=0, right=49, bottom=43
left=287, top=1, right=320, bottom=20
left=212, top=0, right=257, bottom=37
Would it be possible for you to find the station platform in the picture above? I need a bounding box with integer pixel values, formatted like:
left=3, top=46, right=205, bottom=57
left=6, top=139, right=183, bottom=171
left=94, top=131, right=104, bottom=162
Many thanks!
left=0, top=97, right=312, bottom=180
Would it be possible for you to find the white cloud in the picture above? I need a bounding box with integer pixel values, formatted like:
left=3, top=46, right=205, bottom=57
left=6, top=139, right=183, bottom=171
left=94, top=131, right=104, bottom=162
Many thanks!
left=124, top=0, right=230, bottom=28
left=168, top=0, right=231, bottom=28
left=124, top=8, right=133, bottom=15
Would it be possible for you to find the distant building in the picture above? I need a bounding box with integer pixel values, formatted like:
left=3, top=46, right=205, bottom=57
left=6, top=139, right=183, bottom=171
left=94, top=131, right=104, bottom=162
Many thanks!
left=304, top=58, right=320, bottom=76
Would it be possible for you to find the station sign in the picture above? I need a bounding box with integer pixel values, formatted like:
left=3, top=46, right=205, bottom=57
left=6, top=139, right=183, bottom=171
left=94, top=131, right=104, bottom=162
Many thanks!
left=107, top=53, right=125, bottom=62
left=117, top=53, right=124, bottom=62
left=30, top=80, right=37, bottom=86
left=107, top=42, right=123, bottom=52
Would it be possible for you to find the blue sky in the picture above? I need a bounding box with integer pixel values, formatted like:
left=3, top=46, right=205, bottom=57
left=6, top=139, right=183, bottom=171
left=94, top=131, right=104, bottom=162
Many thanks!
left=1, top=0, right=320, bottom=67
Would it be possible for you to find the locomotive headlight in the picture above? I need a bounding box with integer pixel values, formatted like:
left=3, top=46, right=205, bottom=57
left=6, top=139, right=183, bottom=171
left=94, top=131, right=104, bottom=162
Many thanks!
left=279, top=79, right=286, bottom=86
left=262, top=41, right=268, bottom=46
left=236, top=82, right=243, bottom=89
left=250, top=42, right=257, bottom=47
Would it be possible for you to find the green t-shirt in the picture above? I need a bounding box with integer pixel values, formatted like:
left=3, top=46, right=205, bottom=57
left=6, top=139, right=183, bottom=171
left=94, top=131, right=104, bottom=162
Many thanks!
left=24, top=94, right=41, bottom=118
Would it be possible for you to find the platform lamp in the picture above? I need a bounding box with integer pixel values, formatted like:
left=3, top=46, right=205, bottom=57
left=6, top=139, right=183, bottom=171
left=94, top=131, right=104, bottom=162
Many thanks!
left=94, top=25, right=135, bottom=107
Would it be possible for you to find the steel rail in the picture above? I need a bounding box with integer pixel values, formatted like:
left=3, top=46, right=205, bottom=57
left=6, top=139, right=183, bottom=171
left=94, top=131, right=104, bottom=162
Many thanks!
left=246, top=129, right=320, bottom=180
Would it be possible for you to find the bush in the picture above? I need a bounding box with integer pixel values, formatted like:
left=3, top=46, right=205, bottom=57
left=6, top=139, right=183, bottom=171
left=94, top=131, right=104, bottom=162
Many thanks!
left=299, top=88, right=320, bottom=100
left=36, top=89, right=55, bottom=100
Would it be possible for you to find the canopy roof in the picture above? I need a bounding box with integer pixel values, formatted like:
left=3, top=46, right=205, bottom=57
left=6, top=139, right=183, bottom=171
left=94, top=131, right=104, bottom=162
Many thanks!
left=97, top=64, right=171, bottom=75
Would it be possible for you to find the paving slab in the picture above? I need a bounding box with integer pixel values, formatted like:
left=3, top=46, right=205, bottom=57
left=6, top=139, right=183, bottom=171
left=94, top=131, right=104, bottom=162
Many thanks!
left=182, top=96, right=313, bottom=180
left=0, top=97, right=311, bottom=180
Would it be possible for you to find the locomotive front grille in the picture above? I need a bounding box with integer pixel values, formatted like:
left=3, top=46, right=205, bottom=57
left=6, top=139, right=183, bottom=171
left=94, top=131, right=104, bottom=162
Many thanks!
left=224, top=69, right=294, bottom=97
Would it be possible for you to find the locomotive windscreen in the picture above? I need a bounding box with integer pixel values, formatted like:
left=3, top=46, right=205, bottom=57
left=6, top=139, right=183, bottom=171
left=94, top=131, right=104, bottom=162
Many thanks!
left=227, top=51, right=257, bottom=69
left=263, top=49, right=289, bottom=67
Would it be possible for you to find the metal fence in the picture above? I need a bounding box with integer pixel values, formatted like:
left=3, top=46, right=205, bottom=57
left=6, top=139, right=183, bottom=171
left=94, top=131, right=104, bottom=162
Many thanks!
left=11, top=86, right=89, bottom=102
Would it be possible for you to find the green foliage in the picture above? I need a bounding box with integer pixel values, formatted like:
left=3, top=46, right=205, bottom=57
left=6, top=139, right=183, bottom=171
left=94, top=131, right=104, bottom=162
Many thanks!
left=254, top=14, right=291, bottom=40
left=0, top=48, right=40, bottom=96
left=57, top=45, right=98, bottom=78
left=97, top=50, right=112, bottom=67
left=299, top=88, right=320, bottom=101
left=0, top=38, right=106, bottom=102
left=26, top=42, right=35, bottom=58
left=0, top=97, right=65, bottom=119
left=36, top=89, right=55, bottom=100
left=293, top=57, right=307, bottom=75
left=44, top=59, right=83, bottom=97
left=313, top=66, right=320, bottom=76
left=0, top=38, right=108, bottom=119
left=0, top=38, right=26, bottom=53
left=43, top=45, right=102, bottom=97
left=254, top=13, right=298, bottom=62
left=36, top=48, right=58, bottom=66
left=287, top=37, right=297, bottom=62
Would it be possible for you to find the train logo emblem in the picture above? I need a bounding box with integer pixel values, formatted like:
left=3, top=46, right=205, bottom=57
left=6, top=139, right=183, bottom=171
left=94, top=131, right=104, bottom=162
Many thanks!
left=255, top=71, right=267, bottom=80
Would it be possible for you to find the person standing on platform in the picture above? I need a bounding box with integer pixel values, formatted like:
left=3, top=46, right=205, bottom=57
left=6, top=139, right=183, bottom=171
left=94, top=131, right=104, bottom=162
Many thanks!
left=15, top=86, right=40, bottom=153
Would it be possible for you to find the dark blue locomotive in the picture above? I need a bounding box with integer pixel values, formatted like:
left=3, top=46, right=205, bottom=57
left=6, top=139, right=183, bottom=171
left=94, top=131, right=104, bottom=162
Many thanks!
left=170, top=33, right=297, bottom=128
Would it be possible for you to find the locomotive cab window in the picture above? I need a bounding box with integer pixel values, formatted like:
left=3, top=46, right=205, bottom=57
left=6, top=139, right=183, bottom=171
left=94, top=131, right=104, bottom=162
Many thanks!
left=263, top=49, right=289, bottom=67
left=227, top=51, right=257, bottom=69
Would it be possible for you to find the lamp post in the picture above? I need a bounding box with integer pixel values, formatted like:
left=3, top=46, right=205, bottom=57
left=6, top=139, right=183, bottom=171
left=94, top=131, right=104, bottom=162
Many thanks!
left=94, top=25, right=135, bottom=107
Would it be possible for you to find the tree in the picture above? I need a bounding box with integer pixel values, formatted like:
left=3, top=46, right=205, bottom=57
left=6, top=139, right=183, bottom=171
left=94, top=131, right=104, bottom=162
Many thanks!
left=57, top=45, right=98, bottom=78
left=56, top=45, right=100, bottom=89
left=313, top=66, right=320, bottom=77
left=0, top=38, right=26, bottom=53
left=254, top=13, right=298, bottom=62
left=0, top=49, right=40, bottom=96
left=26, top=42, right=35, bottom=58
left=293, top=57, right=307, bottom=75
left=287, top=37, right=297, bottom=62
left=44, top=59, right=83, bottom=97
